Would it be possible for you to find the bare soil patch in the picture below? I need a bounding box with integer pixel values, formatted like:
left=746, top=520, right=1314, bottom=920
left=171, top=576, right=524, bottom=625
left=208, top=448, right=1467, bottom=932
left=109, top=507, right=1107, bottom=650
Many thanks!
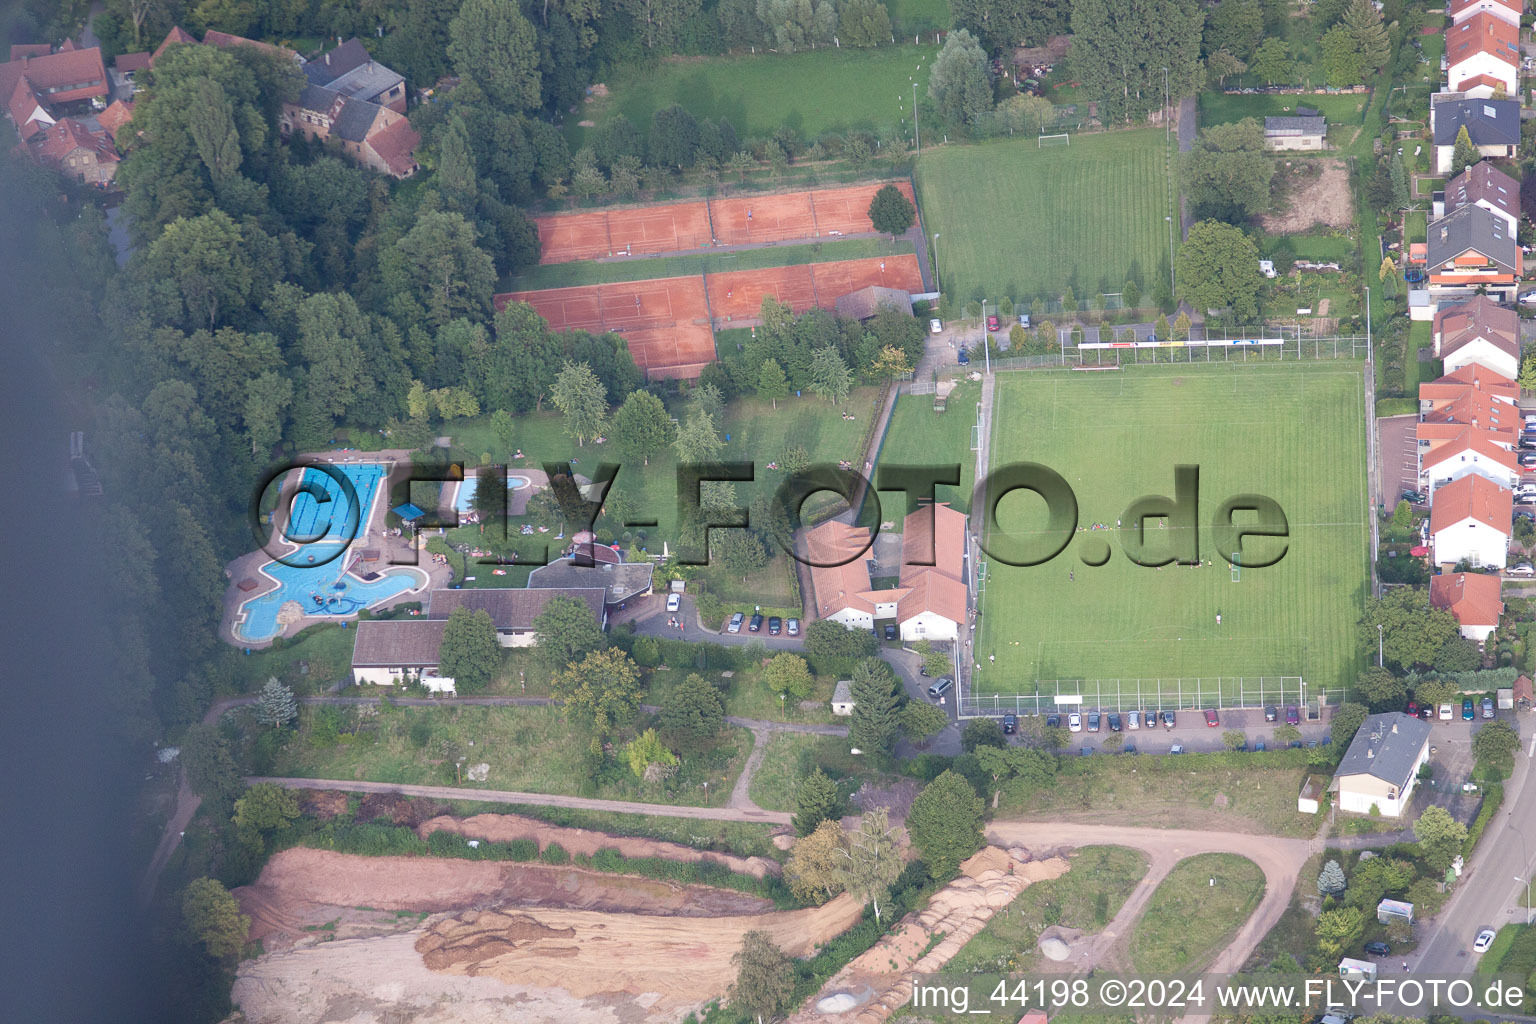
left=1262, top=159, right=1353, bottom=234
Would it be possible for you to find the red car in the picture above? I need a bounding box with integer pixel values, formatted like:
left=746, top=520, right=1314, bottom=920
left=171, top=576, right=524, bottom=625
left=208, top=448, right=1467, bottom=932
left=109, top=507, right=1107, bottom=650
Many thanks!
left=1204, top=708, right=1220, bottom=727
left=986, top=314, right=1001, bottom=331
left=1284, top=705, right=1300, bottom=725
left=1407, top=701, right=1419, bottom=717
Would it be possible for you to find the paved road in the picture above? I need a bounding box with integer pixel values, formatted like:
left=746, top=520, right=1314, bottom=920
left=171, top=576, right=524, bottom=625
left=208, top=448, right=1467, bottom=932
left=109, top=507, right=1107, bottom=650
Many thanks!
left=1409, top=729, right=1535, bottom=975
left=246, top=777, right=795, bottom=825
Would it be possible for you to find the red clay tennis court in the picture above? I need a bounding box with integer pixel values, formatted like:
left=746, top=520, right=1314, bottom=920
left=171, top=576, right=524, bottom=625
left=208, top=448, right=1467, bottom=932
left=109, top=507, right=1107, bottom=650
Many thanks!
left=706, top=255, right=925, bottom=321
left=625, top=324, right=719, bottom=380
left=535, top=202, right=713, bottom=264
left=710, top=191, right=817, bottom=247
left=808, top=181, right=917, bottom=237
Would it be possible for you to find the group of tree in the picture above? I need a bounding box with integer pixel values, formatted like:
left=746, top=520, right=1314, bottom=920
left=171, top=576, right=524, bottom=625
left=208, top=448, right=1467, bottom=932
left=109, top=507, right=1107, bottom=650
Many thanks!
left=1357, top=588, right=1472, bottom=674
left=1183, top=119, right=1274, bottom=224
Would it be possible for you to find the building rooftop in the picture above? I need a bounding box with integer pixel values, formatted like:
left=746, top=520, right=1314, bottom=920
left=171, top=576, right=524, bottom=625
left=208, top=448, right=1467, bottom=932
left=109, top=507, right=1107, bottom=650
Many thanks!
left=1429, top=471, right=1513, bottom=534
left=1333, top=712, right=1432, bottom=789
left=351, top=619, right=446, bottom=666
left=527, top=556, right=654, bottom=605
left=1429, top=571, right=1504, bottom=628
left=426, top=586, right=606, bottom=630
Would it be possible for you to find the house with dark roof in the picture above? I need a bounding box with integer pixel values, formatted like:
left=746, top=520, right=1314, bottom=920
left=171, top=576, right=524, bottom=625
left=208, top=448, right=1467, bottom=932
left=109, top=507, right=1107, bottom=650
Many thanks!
left=1431, top=96, right=1519, bottom=172
left=1263, top=113, right=1326, bottom=151
left=1446, top=12, right=1520, bottom=97
left=1429, top=571, right=1504, bottom=642
left=426, top=587, right=607, bottom=646
left=280, top=81, right=419, bottom=178
left=1438, top=161, right=1519, bottom=234
left=304, top=39, right=406, bottom=113
left=527, top=554, right=655, bottom=608
left=1331, top=713, right=1432, bottom=817
left=1432, top=294, right=1520, bottom=379
left=350, top=619, right=447, bottom=687
left=1424, top=205, right=1519, bottom=303
left=835, top=285, right=913, bottom=321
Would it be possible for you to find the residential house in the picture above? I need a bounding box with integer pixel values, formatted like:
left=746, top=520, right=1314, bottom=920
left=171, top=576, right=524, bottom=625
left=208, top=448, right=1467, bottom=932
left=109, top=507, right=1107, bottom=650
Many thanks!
left=1431, top=294, right=1520, bottom=379
left=1431, top=97, right=1519, bottom=172
left=1424, top=205, right=1520, bottom=304
left=350, top=619, right=447, bottom=686
left=109, top=51, right=149, bottom=100
left=527, top=552, right=654, bottom=609
left=1415, top=388, right=1519, bottom=451
left=1331, top=712, right=1433, bottom=817
left=303, top=38, right=406, bottom=113
left=1263, top=113, right=1327, bottom=151
left=201, top=29, right=302, bottom=62
left=831, top=680, right=854, bottom=716
left=0, top=43, right=109, bottom=115
left=28, top=116, right=119, bottom=182
left=425, top=586, right=607, bottom=647
left=1429, top=571, right=1504, bottom=642
left=1429, top=472, right=1513, bottom=568
left=1437, top=162, right=1520, bottom=233
left=1420, top=427, right=1520, bottom=494
left=280, top=82, right=419, bottom=178
left=96, top=98, right=133, bottom=144
left=1419, top=363, right=1519, bottom=415
left=1445, top=12, right=1520, bottom=97
left=1449, top=0, right=1523, bottom=29
left=150, top=26, right=197, bottom=64
left=804, top=518, right=889, bottom=631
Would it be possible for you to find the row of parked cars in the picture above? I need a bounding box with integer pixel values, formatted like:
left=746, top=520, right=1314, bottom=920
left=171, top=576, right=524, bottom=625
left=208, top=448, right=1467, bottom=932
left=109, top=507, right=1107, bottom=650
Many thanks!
left=725, top=611, right=800, bottom=636
left=1408, top=697, right=1495, bottom=721
left=1030, top=704, right=1304, bottom=733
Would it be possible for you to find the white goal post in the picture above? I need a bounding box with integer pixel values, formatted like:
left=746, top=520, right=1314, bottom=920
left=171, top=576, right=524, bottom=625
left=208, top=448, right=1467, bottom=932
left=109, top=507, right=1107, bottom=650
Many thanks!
left=1038, top=132, right=1070, bottom=147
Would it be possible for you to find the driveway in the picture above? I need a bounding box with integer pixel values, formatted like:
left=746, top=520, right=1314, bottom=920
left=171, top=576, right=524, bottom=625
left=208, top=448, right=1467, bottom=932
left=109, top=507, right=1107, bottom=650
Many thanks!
left=1378, top=414, right=1421, bottom=508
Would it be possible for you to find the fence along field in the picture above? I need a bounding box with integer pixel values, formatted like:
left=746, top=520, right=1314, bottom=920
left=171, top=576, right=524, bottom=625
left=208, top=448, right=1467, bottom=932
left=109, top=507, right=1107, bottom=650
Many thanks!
left=971, top=362, right=1369, bottom=705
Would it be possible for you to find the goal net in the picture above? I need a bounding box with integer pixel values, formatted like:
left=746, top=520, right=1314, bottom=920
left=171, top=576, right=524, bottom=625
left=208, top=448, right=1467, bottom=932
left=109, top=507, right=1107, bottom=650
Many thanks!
left=1038, top=133, right=1070, bottom=147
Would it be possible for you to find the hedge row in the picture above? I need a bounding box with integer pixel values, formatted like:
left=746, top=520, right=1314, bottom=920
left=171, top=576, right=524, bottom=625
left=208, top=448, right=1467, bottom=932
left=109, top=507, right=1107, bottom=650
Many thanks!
left=1462, top=782, right=1503, bottom=859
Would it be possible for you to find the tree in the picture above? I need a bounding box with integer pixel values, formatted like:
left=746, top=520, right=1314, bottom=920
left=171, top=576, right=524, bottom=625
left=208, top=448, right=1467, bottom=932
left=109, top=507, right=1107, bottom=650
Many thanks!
left=674, top=409, right=725, bottom=464
left=902, top=701, right=950, bottom=745
left=1314, top=906, right=1365, bottom=962
left=786, top=818, right=848, bottom=903
left=1450, top=124, right=1482, bottom=179
left=1472, top=719, right=1520, bottom=779
left=1354, top=666, right=1407, bottom=711
left=1067, top=0, right=1205, bottom=123
left=550, top=361, right=609, bottom=446
left=625, top=727, right=680, bottom=782
left=805, top=619, right=879, bottom=662
left=1174, top=310, right=1192, bottom=337
left=659, top=673, right=725, bottom=754
left=840, top=806, right=902, bottom=923
left=380, top=210, right=497, bottom=329
left=809, top=347, right=853, bottom=404
left=186, top=76, right=242, bottom=184
left=1343, top=856, right=1414, bottom=910
left=763, top=652, right=816, bottom=700
left=1414, top=805, right=1468, bottom=873
left=731, top=930, right=795, bottom=1023
left=553, top=647, right=643, bottom=736
left=650, top=105, right=701, bottom=170
left=1274, top=724, right=1301, bottom=747
left=849, top=657, right=902, bottom=759
left=928, top=29, right=993, bottom=128
left=233, top=782, right=299, bottom=838
left=793, top=767, right=842, bottom=836
left=716, top=528, right=770, bottom=582
left=870, top=345, right=912, bottom=382
left=611, top=390, right=675, bottom=465
left=839, top=0, right=892, bottom=47
left=1183, top=119, right=1274, bottom=223
left=1317, top=858, right=1347, bottom=895
left=180, top=723, right=244, bottom=811
left=868, top=184, right=916, bottom=240
left=254, top=677, right=297, bottom=728
left=1330, top=702, right=1369, bottom=747
left=436, top=607, right=500, bottom=694
left=1206, top=49, right=1247, bottom=88
left=906, top=769, right=984, bottom=878
left=1389, top=152, right=1410, bottom=214
left=145, top=210, right=253, bottom=331
left=1205, top=0, right=1263, bottom=61
left=182, top=878, right=250, bottom=960
left=1520, top=349, right=1536, bottom=392
left=1249, top=37, right=1293, bottom=85
left=448, top=0, right=542, bottom=111
left=1176, top=220, right=1264, bottom=321
left=757, top=358, right=789, bottom=409
left=1359, top=587, right=1462, bottom=671
left=1320, top=25, right=1364, bottom=87
left=1222, top=729, right=1248, bottom=751
left=962, top=717, right=1006, bottom=752
left=532, top=595, right=608, bottom=673
left=1340, top=0, right=1389, bottom=76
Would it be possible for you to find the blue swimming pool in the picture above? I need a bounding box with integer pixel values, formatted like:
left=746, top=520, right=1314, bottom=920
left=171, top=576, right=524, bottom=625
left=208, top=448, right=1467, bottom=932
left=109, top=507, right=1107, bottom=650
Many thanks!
left=235, top=463, right=424, bottom=642
left=454, top=472, right=533, bottom=514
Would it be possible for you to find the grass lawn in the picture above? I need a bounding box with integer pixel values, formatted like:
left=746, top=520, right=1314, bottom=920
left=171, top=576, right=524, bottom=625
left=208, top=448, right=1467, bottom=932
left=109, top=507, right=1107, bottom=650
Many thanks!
left=1245, top=851, right=1324, bottom=970
left=647, top=662, right=839, bottom=725
left=438, top=799, right=785, bottom=858
left=233, top=622, right=359, bottom=692
left=1264, top=231, right=1355, bottom=265
left=747, top=732, right=865, bottom=811
left=947, top=846, right=1149, bottom=973
left=875, top=379, right=981, bottom=517
left=269, top=703, right=751, bottom=807
left=916, top=129, right=1173, bottom=303
left=997, top=751, right=1319, bottom=837
left=1407, top=321, right=1437, bottom=394
left=1475, top=923, right=1536, bottom=1010
left=576, top=45, right=938, bottom=149
left=1405, top=210, right=1426, bottom=246
left=504, top=237, right=914, bottom=292
left=974, top=362, right=1369, bottom=702
left=1129, top=853, right=1266, bottom=973
left=1198, top=92, right=1370, bottom=130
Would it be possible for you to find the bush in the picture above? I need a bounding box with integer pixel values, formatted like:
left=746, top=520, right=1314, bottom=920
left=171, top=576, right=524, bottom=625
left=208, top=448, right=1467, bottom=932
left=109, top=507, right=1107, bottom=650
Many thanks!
left=540, top=841, right=570, bottom=865
left=408, top=718, right=434, bottom=748
left=1462, top=783, right=1503, bottom=857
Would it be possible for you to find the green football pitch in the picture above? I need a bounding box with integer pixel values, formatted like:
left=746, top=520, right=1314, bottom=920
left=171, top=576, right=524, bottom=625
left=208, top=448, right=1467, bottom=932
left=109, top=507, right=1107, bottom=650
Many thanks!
left=971, top=362, right=1369, bottom=707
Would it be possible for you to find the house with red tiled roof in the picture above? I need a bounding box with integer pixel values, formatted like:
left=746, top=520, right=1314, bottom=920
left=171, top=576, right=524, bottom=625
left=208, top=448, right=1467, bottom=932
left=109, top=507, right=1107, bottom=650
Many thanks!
left=1430, top=473, right=1512, bottom=568
left=29, top=117, right=118, bottom=183
left=201, top=29, right=300, bottom=62
left=1447, top=12, right=1520, bottom=96
left=1416, top=387, right=1519, bottom=450
left=1429, top=572, right=1504, bottom=641
left=1433, top=295, right=1520, bottom=379
left=1420, top=426, right=1521, bottom=494
left=150, top=26, right=197, bottom=64
left=1449, top=0, right=1522, bottom=29
left=1419, top=364, right=1519, bottom=413
left=0, top=43, right=108, bottom=113
left=96, top=99, right=134, bottom=144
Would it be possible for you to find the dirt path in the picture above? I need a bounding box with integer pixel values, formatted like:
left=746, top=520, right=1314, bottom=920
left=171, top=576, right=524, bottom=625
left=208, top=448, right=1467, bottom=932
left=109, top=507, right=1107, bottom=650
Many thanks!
left=730, top=726, right=772, bottom=810
left=248, top=777, right=795, bottom=825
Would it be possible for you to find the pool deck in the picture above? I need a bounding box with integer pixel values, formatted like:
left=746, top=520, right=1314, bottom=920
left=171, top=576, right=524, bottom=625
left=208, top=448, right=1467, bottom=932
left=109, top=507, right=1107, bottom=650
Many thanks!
left=219, top=450, right=449, bottom=649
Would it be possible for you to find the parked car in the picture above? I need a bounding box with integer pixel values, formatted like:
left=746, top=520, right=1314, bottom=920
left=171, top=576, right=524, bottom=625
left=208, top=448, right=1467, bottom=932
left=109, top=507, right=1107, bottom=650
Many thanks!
left=1407, top=701, right=1419, bottom=717
left=1068, top=712, right=1083, bottom=732
left=1107, top=712, right=1122, bottom=732
left=1439, top=702, right=1454, bottom=720
left=1122, top=744, right=1138, bottom=755
left=1087, top=712, right=1102, bottom=732
left=1145, top=709, right=1158, bottom=728
left=1204, top=708, right=1220, bottom=728
left=1285, top=705, right=1300, bottom=725
left=1401, top=489, right=1426, bottom=504
left=1127, top=711, right=1139, bottom=730
left=1169, top=743, right=1185, bottom=754
left=1515, top=509, right=1536, bottom=523
left=748, top=613, right=764, bottom=633
left=786, top=617, right=800, bottom=636
left=1418, top=705, right=1433, bottom=720
left=768, top=616, right=781, bottom=635
left=1474, top=929, right=1496, bottom=954
left=666, top=592, right=681, bottom=613
left=1519, top=453, right=1536, bottom=468
left=1017, top=313, right=1031, bottom=328
left=1002, top=713, right=1018, bottom=734
left=1462, top=697, right=1475, bottom=721
left=883, top=623, right=897, bottom=640
left=1364, top=941, right=1391, bottom=957
left=957, top=347, right=970, bottom=365
left=927, top=677, right=953, bottom=700
left=1264, top=705, right=1278, bottom=722
left=1162, top=710, right=1177, bottom=728
left=1046, top=713, right=1061, bottom=728
left=1509, top=563, right=1536, bottom=577
left=727, top=612, right=744, bottom=634
left=1080, top=747, right=1094, bottom=757
left=1516, top=495, right=1536, bottom=506
left=1254, top=739, right=1266, bottom=752
left=929, top=317, right=943, bottom=334
left=986, top=314, right=1001, bottom=331
left=1482, top=696, right=1494, bottom=719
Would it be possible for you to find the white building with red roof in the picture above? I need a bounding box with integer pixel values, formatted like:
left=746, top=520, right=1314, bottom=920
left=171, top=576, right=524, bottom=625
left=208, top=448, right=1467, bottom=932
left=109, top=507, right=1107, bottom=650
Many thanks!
left=1429, top=572, right=1504, bottom=642
left=1449, top=0, right=1523, bottom=29
left=1430, top=474, right=1512, bottom=568
left=1446, top=12, right=1520, bottom=97
left=1420, top=427, right=1520, bottom=494
left=1433, top=294, right=1520, bottom=380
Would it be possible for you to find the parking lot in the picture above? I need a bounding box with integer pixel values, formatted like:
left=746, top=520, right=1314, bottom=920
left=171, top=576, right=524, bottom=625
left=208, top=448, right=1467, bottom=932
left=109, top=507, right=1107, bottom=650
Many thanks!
left=1377, top=414, right=1420, bottom=507
left=1000, top=704, right=1336, bottom=755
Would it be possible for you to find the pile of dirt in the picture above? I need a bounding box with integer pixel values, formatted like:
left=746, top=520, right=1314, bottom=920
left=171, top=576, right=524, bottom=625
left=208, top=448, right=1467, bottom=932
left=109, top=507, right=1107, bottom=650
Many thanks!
left=236, top=848, right=775, bottom=949
left=296, top=789, right=348, bottom=820
left=789, top=848, right=1069, bottom=1024
left=359, top=791, right=443, bottom=826
left=417, top=811, right=781, bottom=878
